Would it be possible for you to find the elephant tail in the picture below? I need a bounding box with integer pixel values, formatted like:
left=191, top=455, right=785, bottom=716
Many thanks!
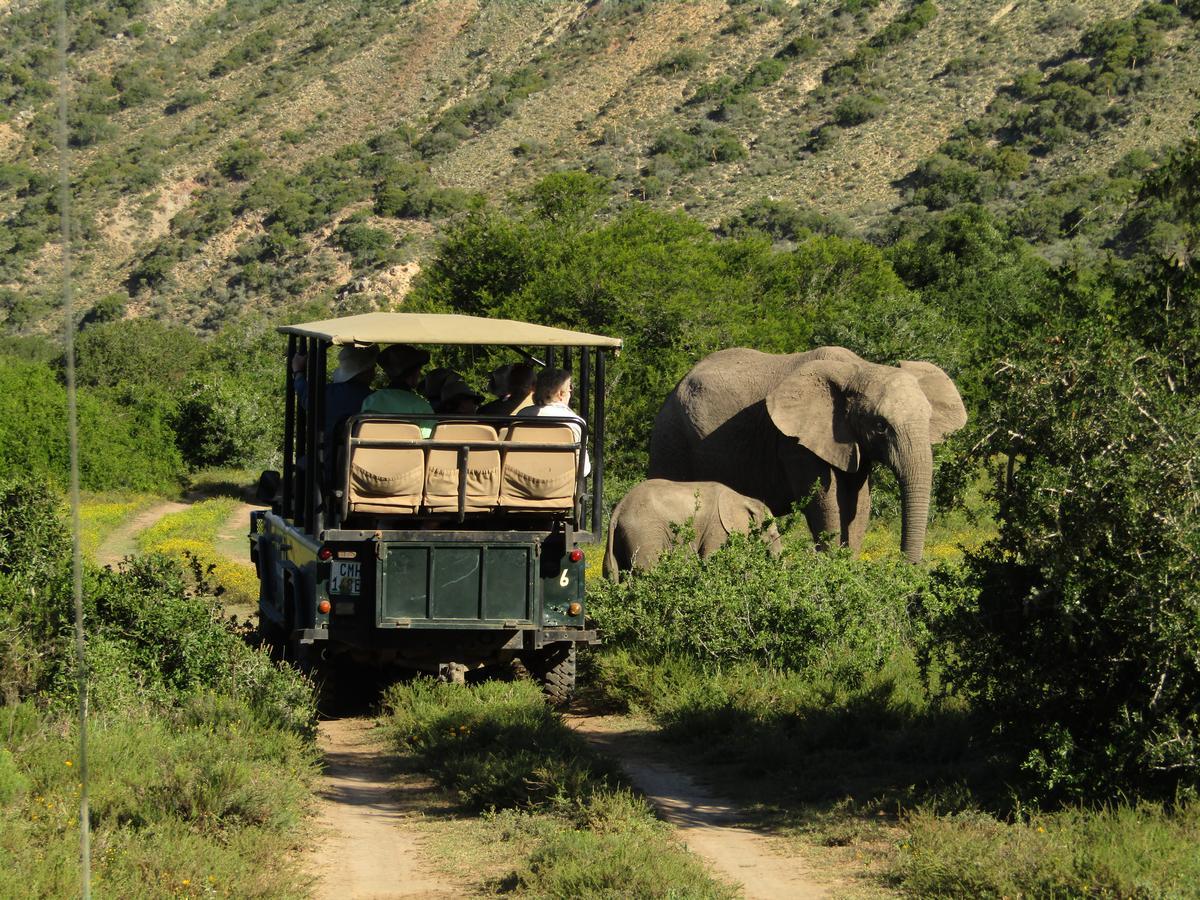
left=603, top=508, right=620, bottom=581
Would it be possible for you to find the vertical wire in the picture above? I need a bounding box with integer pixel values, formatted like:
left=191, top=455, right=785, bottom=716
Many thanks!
left=55, top=1, right=92, bottom=896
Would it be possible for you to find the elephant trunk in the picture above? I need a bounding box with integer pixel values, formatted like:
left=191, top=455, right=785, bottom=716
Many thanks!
left=890, top=430, right=933, bottom=564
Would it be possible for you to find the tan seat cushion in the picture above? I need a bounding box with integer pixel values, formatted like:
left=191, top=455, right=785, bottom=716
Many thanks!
left=347, top=421, right=425, bottom=514
left=500, top=423, right=577, bottom=510
left=425, top=423, right=501, bottom=512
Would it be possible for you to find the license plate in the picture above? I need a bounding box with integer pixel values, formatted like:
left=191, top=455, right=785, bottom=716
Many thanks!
left=330, top=561, right=361, bottom=595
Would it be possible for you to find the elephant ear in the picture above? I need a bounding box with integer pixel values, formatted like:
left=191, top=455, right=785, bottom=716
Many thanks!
left=899, top=361, right=968, bottom=442
left=716, top=489, right=755, bottom=535
left=766, top=359, right=861, bottom=472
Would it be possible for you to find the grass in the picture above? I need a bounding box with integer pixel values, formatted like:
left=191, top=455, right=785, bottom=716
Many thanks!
left=0, top=699, right=317, bottom=900
left=77, top=492, right=157, bottom=561
left=136, top=497, right=258, bottom=609
left=383, top=678, right=736, bottom=898
left=897, top=801, right=1200, bottom=898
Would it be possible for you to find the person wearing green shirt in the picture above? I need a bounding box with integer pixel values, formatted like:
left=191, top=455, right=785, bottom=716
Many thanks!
left=362, top=343, right=436, bottom=437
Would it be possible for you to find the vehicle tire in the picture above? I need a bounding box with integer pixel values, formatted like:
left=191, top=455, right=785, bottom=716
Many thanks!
left=525, top=643, right=576, bottom=706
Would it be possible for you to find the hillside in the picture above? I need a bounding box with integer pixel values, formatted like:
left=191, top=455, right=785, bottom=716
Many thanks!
left=2, top=0, right=1199, bottom=329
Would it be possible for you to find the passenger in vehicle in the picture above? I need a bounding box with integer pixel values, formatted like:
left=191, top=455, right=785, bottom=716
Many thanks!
left=518, top=367, right=590, bottom=475
left=362, top=343, right=435, bottom=437
left=292, top=343, right=379, bottom=480
left=477, top=364, right=513, bottom=414
left=293, top=344, right=377, bottom=418
left=419, top=367, right=458, bottom=403
left=438, top=375, right=484, bottom=415
left=482, top=363, right=535, bottom=416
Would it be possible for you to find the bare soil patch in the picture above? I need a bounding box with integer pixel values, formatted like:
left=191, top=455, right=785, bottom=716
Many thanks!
left=566, top=712, right=845, bottom=899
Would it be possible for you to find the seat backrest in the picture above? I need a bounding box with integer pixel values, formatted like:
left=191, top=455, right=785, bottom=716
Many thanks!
left=500, top=423, right=578, bottom=510
left=347, top=420, right=425, bottom=515
left=425, top=422, right=501, bottom=512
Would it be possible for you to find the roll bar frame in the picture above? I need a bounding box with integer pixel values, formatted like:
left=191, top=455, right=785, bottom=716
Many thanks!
left=281, top=338, right=614, bottom=540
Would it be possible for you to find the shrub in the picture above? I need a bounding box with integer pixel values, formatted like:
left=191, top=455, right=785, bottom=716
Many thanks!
left=935, top=332, right=1200, bottom=801
left=216, top=138, right=266, bottom=179
left=334, top=223, right=399, bottom=269
left=741, top=56, right=787, bottom=90
left=0, top=356, right=183, bottom=492
left=0, top=478, right=314, bottom=732
left=173, top=373, right=281, bottom=470
left=655, top=48, right=705, bottom=76
left=833, top=93, right=884, bottom=127
left=590, top=532, right=940, bottom=681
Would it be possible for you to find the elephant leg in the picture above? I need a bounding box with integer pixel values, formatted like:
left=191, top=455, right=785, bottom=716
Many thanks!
left=839, top=468, right=872, bottom=552
left=802, top=467, right=842, bottom=549
left=802, top=467, right=870, bottom=551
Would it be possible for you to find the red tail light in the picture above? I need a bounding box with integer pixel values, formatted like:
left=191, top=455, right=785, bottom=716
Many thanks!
left=318, top=547, right=332, bottom=560
left=568, top=549, right=583, bottom=563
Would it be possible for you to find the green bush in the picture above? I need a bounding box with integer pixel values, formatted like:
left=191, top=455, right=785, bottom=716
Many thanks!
left=0, top=477, right=314, bottom=733
left=334, top=223, right=400, bottom=269
left=590, top=532, right=940, bottom=679
left=0, top=356, right=183, bottom=492
left=173, top=372, right=280, bottom=470
left=216, top=138, right=266, bottom=179
left=833, top=93, right=884, bottom=127
left=655, top=48, right=705, bottom=76
left=935, top=333, right=1200, bottom=801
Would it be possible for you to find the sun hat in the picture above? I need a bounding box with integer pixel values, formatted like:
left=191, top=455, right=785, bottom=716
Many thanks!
left=379, top=343, right=431, bottom=378
left=331, top=344, right=378, bottom=384
left=440, top=375, right=484, bottom=404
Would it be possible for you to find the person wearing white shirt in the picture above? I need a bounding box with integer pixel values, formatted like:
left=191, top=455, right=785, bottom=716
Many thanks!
left=517, top=368, right=591, bottom=476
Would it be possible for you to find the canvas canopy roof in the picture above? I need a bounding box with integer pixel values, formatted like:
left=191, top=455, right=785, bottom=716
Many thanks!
left=279, top=312, right=622, bottom=349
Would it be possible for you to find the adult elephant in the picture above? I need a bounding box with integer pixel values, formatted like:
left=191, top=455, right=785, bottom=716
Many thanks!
left=604, top=479, right=781, bottom=578
left=648, top=347, right=966, bottom=563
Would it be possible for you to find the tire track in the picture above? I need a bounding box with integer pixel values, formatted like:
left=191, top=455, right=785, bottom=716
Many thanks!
left=567, top=713, right=839, bottom=900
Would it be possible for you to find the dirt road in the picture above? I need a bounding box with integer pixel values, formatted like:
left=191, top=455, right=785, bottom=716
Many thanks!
left=307, top=718, right=465, bottom=900
left=568, top=713, right=836, bottom=899
left=96, top=500, right=190, bottom=566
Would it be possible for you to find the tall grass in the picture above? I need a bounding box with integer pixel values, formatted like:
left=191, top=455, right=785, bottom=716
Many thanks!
left=0, top=700, right=317, bottom=899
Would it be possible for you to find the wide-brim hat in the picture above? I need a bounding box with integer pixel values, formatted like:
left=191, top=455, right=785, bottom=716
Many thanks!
left=379, top=343, right=430, bottom=378
left=440, top=376, right=484, bottom=404
left=331, top=344, right=378, bottom=383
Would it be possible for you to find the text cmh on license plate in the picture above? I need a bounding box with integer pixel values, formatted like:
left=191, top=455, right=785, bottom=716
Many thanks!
left=330, top=561, right=361, bottom=595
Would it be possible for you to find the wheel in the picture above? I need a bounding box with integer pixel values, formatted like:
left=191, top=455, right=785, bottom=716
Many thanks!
left=524, top=643, right=576, bottom=706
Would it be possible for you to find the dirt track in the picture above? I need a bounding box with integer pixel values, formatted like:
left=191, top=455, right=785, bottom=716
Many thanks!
left=568, top=713, right=835, bottom=899
left=307, top=718, right=463, bottom=900
left=96, top=500, right=190, bottom=566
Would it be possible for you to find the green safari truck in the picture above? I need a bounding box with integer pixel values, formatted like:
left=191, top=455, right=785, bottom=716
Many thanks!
left=250, top=312, right=621, bottom=702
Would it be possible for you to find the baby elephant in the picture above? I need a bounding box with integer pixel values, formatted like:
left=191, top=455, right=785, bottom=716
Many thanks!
left=604, top=479, right=782, bottom=578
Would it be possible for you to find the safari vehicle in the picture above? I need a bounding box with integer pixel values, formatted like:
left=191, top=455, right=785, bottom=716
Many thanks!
left=250, top=312, right=621, bottom=702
